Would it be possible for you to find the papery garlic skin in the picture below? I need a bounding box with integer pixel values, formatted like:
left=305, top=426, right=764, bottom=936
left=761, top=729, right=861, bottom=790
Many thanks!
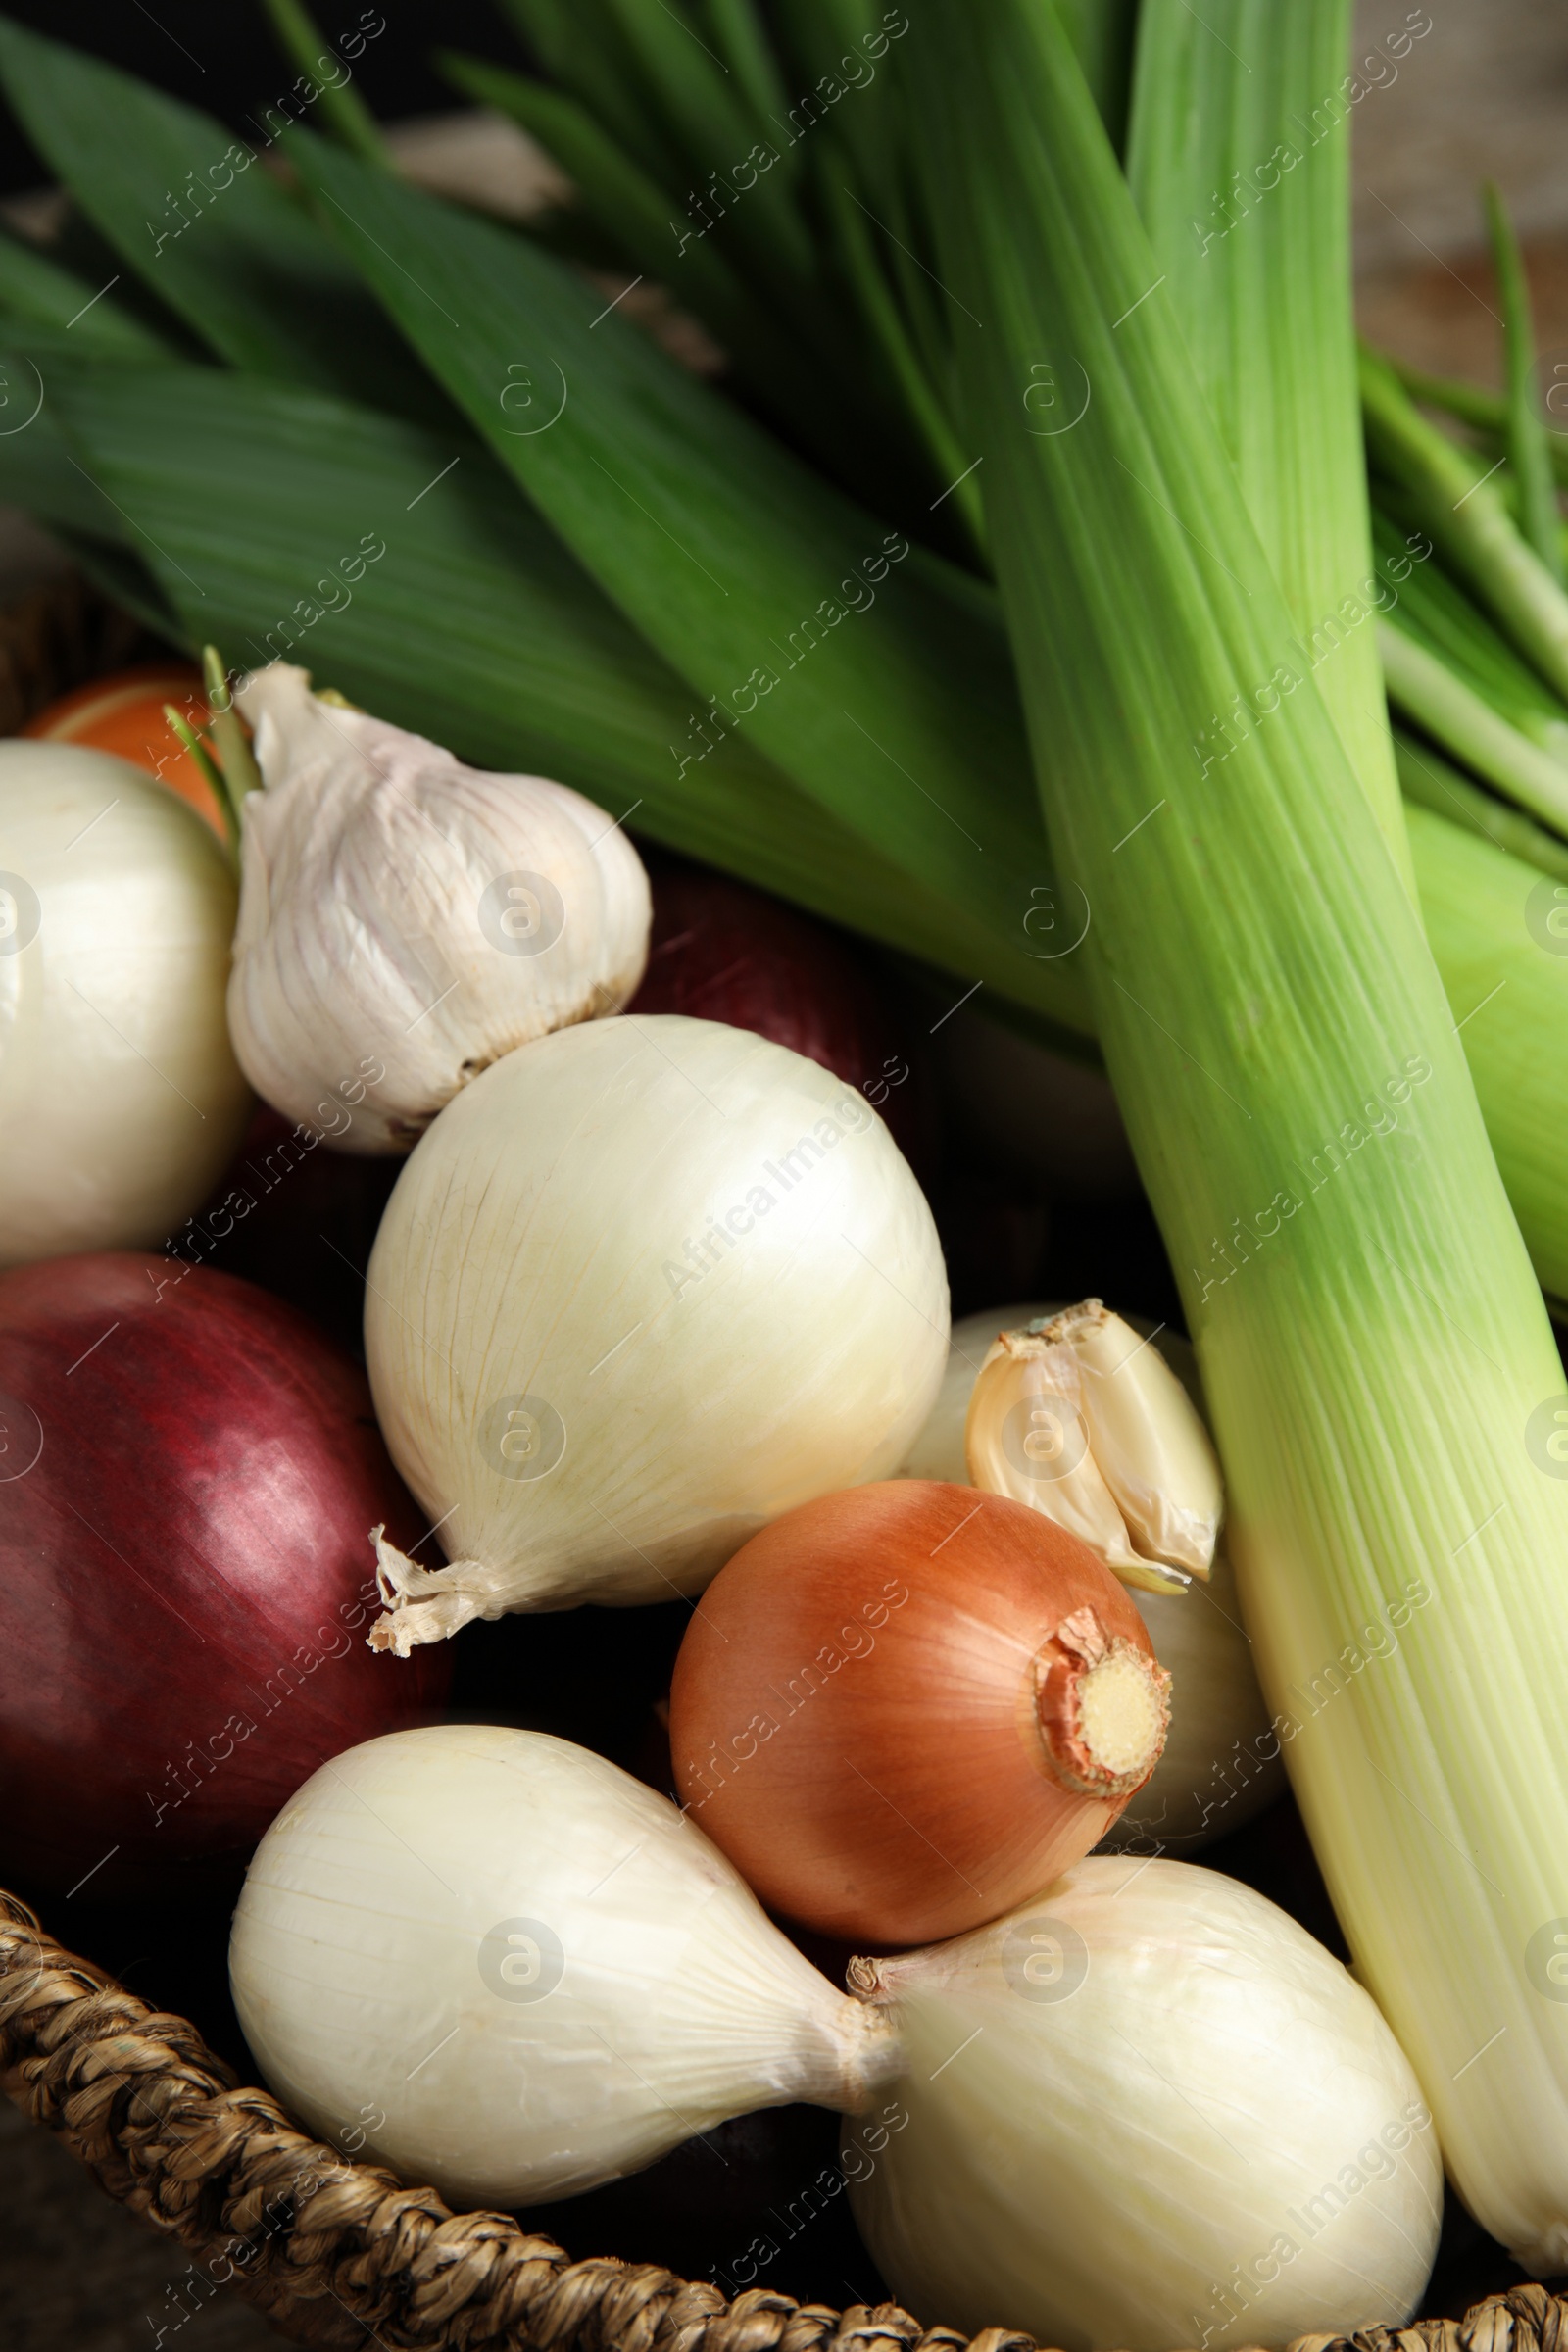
left=903, top=1306, right=1280, bottom=1848
left=366, top=1015, right=948, bottom=1644
left=0, top=744, right=251, bottom=1267
left=847, top=1858, right=1442, bottom=2352
left=230, top=1725, right=900, bottom=2209
left=229, top=664, right=650, bottom=1153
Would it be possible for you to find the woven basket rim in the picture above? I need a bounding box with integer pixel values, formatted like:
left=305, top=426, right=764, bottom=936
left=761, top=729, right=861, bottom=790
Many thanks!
left=0, top=1886, right=1559, bottom=2352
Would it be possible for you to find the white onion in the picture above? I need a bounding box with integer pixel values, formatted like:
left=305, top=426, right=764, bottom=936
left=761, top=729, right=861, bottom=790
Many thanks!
left=899, top=1304, right=1281, bottom=1846
left=365, top=1015, right=949, bottom=1648
left=229, top=664, right=651, bottom=1153
left=229, top=1725, right=900, bottom=2208
left=847, top=1857, right=1443, bottom=2352
left=0, top=743, right=251, bottom=1267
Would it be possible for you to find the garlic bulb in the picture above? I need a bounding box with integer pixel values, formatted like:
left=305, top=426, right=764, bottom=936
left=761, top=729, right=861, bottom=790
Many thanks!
left=966, top=1299, right=1222, bottom=1592
left=847, top=1857, right=1442, bottom=2352
left=228, top=664, right=651, bottom=1153
left=0, top=743, right=251, bottom=1267
left=366, top=1015, right=948, bottom=1646
left=901, top=1305, right=1280, bottom=1848
left=230, top=1725, right=900, bottom=2208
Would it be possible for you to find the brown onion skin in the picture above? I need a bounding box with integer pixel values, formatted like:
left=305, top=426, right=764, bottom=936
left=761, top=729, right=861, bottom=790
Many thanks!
left=0, top=1252, right=449, bottom=1900
left=668, top=1480, right=1160, bottom=1946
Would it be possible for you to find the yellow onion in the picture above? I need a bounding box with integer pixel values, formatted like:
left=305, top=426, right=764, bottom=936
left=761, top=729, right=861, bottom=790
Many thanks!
left=668, top=1479, right=1169, bottom=1943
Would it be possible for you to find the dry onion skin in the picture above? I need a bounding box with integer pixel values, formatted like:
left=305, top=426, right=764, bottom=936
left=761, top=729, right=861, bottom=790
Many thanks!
left=846, top=1857, right=1443, bottom=2352
left=668, top=1479, right=1169, bottom=1945
left=900, top=1303, right=1280, bottom=1849
left=229, top=1725, right=900, bottom=2210
left=229, top=664, right=651, bottom=1152
left=0, top=742, right=250, bottom=1267
left=365, top=1016, right=948, bottom=1644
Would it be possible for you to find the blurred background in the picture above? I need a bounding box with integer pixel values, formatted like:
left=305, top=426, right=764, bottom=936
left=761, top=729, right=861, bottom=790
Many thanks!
left=2, top=2, right=1566, bottom=2345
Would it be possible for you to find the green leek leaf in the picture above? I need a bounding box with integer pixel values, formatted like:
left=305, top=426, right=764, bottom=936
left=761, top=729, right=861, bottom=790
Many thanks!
left=287, top=129, right=1054, bottom=948
left=1129, top=0, right=1406, bottom=874
left=0, top=230, right=170, bottom=361
left=34, top=354, right=1094, bottom=1044
left=0, top=13, right=441, bottom=418
left=1483, top=181, right=1563, bottom=583
left=1396, top=727, right=1568, bottom=888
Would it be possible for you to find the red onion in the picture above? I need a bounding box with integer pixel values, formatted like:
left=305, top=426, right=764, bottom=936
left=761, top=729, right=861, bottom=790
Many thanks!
left=627, top=862, right=926, bottom=1162
left=0, top=1252, right=449, bottom=1899
left=668, top=1480, right=1169, bottom=1945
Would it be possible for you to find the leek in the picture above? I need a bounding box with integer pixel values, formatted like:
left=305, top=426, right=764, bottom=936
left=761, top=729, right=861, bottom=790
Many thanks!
left=1127, top=0, right=1407, bottom=880
left=1371, top=507, right=1568, bottom=766
left=1390, top=353, right=1568, bottom=501
left=1483, top=181, right=1563, bottom=583
left=1, top=8, right=1566, bottom=1310
left=1396, top=729, right=1568, bottom=885
left=1362, top=344, right=1568, bottom=707
left=912, top=0, right=1568, bottom=2272
left=1380, top=616, right=1568, bottom=834
left=31, top=357, right=1094, bottom=1045
left=258, top=0, right=393, bottom=167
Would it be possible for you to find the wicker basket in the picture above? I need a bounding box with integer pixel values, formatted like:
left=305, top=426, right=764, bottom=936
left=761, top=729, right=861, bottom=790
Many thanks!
left=2, top=567, right=1562, bottom=2352
left=1, top=1887, right=1563, bottom=2352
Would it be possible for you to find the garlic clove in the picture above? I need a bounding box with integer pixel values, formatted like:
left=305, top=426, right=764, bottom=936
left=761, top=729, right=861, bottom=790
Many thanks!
left=963, top=1328, right=1189, bottom=1593
left=228, top=664, right=651, bottom=1153
left=1058, top=1298, right=1222, bottom=1576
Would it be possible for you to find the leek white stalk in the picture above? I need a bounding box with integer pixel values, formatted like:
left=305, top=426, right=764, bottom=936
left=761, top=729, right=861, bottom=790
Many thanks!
left=915, top=0, right=1568, bottom=2272
left=229, top=664, right=651, bottom=1153
left=1123, top=0, right=1568, bottom=2263
left=366, top=1015, right=948, bottom=1646
left=901, top=1306, right=1279, bottom=1849
left=230, top=1725, right=899, bottom=2209
left=0, top=742, right=250, bottom=1267
left=847, top=1857, right=1442, bottom=2352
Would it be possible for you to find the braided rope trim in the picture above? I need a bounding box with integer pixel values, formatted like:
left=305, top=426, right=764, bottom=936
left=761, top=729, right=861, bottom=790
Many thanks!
left=0, top=1891, right=1561, bottom=2352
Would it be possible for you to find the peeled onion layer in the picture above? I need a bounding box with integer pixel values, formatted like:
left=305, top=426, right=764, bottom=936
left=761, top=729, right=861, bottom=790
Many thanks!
left=365, top=1015, right=949, bottom=1642
left=900, top=1304, right=1282, bottom=1848
left=229, top=1725, right=900, bottom=2209
left=847, top=1858, right=1442, bottom=2352
left=0, top=742, right=251, bottom=1266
